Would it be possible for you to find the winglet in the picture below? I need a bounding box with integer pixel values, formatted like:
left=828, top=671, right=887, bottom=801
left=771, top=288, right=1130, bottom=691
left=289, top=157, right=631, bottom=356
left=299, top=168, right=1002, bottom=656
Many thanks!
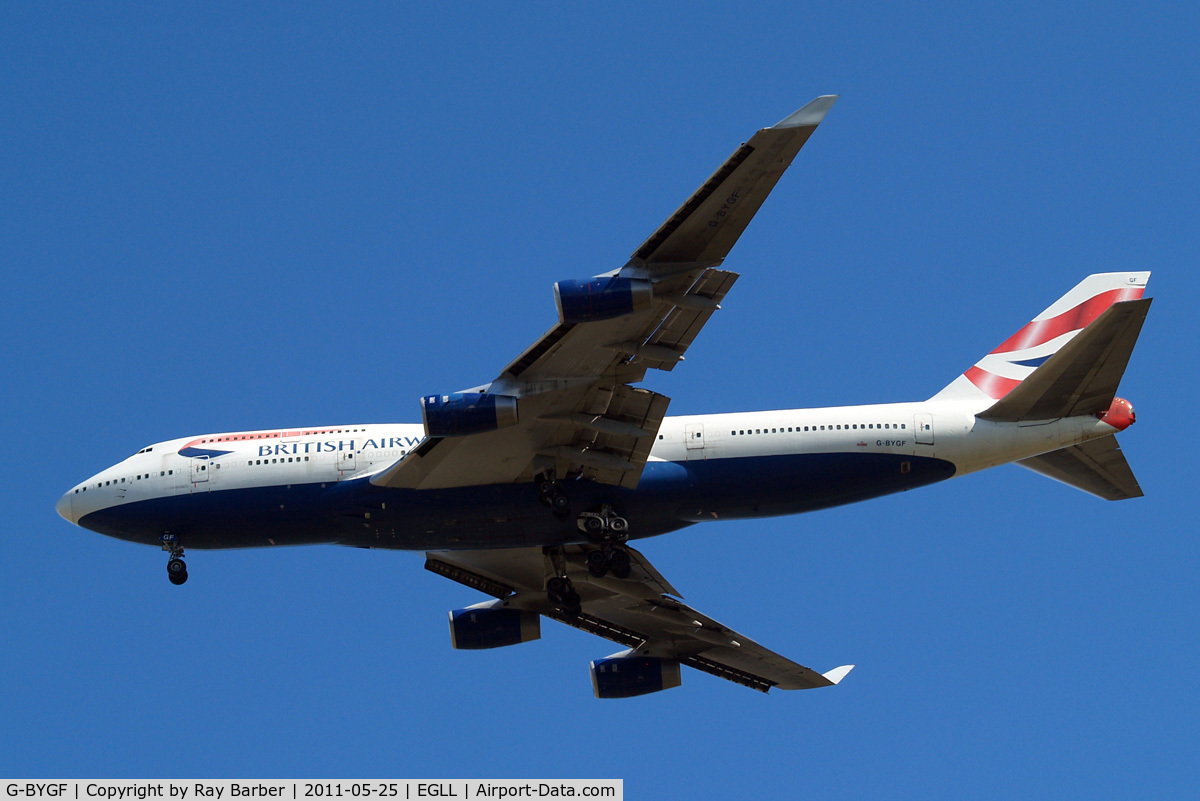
left=822, top=664, right=855, bottom=685
left=773, top=95, right=838, bottom=129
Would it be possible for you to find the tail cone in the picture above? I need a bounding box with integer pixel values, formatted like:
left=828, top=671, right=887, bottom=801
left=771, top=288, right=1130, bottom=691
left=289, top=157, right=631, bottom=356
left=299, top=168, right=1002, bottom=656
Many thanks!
left=1098, top=397, right=1136, bottom=431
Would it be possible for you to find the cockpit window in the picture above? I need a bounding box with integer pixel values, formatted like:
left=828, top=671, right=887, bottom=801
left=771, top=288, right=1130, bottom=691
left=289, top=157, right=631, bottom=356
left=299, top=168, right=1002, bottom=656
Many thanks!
left=134, top=446, right=154, bottom=455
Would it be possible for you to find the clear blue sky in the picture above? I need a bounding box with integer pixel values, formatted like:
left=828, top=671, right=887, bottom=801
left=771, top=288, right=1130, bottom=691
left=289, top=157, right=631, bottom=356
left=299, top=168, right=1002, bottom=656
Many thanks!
left=3, top=2, right=1197, bottom=796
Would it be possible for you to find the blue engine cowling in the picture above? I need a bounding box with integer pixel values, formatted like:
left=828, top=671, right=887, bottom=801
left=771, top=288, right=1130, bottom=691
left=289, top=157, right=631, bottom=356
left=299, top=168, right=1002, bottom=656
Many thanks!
left=449, top=604, right=541, bottom=650
left=554, top=277, right=654, bottom=324
left=589, top=653, right=682, bottom=698
left=421, top=393, right=518, bottom=438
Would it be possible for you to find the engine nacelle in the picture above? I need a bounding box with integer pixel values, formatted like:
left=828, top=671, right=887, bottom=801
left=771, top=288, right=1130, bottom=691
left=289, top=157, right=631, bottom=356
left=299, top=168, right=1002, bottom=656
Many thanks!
left=421, top=393, right=518, bottom=438
left=449, top=603, right=541, bottom=650
left=589, top=652, right=682, bottom=698
left=554, top=277, right=654, bottom=324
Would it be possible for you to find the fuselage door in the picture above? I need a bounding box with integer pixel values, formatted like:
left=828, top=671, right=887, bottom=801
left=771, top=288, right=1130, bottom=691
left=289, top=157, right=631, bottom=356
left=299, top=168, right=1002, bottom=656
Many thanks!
left=684, top=422, right=706, bottom=458
left=337, top=450, right=357, bottom=477
left=190, top=456, right=210, bottom=483
left=914, top=413, right=934, bottom=445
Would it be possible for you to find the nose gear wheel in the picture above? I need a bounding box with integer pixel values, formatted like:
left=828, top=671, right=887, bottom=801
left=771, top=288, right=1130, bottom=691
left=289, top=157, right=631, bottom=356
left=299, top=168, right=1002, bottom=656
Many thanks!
left=161, top=534, right=188, bottom=585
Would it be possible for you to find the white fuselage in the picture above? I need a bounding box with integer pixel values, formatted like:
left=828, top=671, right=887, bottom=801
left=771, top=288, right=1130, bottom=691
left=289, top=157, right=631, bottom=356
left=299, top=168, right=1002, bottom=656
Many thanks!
left=58, top=398, right=1121, bottom=537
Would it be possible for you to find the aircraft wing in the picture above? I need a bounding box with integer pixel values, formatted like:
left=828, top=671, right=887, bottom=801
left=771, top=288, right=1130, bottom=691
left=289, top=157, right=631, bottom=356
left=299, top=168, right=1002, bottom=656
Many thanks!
left=425, top=544, right=854, bottom=693
left=373, top=96, right=837, bottom=491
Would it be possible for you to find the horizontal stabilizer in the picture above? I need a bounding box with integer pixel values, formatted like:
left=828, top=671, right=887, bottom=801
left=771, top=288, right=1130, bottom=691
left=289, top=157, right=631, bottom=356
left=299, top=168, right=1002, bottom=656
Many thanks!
left=1017, top=435, right=1143, bottom=500
left=978, top=298, right=1151, bottom=422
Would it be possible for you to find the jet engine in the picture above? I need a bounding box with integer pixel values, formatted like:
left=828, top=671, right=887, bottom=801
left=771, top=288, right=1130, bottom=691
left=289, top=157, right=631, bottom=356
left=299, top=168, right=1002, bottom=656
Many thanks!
left=589, top=651, right=682, bottom=698
left=553, top=277, right=654, bottom=324
left=421, top=393, right=518, bottom=438
left=448, top=602, right=541, bottom=650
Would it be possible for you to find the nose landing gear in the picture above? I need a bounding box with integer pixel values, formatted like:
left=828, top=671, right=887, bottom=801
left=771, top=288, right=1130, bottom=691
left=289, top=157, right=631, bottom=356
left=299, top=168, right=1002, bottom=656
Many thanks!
left=161, top=534, right=188, bottom=585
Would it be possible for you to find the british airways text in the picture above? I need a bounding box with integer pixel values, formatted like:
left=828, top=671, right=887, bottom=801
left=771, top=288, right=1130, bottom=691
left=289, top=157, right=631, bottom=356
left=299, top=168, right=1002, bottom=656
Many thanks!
left=258, top=437, right=422, bottom=457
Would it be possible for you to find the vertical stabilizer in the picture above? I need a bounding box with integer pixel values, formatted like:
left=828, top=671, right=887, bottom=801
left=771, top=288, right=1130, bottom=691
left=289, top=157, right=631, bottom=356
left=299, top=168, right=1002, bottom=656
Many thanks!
left=931, top=272, right=1149, bottom=403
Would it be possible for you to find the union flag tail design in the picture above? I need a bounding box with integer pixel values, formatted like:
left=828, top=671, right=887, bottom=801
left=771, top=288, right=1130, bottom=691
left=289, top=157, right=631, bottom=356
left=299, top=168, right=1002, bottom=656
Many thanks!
left=931, top=272, right=1150, bottom=403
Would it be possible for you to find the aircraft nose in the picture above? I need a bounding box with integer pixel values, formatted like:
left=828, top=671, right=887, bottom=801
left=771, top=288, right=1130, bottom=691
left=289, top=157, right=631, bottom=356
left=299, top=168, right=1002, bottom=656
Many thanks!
left=55, top=491, right=76, bottom=525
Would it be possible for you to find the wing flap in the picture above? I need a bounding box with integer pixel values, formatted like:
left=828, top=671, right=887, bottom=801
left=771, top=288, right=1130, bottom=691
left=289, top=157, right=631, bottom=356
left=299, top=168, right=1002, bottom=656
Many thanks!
left=562, top=386, right=671, bottom=489
left=639, top=269, right=740, bottom=371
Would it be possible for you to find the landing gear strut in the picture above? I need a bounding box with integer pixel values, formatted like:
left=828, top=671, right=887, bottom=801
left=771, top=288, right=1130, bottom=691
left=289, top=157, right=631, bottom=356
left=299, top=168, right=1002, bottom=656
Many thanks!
left=161, top=534, right=188, bottom=585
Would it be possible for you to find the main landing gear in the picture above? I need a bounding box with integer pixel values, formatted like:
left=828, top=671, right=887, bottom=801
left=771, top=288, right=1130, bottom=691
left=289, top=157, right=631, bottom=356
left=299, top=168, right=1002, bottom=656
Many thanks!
left=544, top=546, right=582, bottom=616
left=546, top=575, right=582, bottom=616
left=578, top=505, right=633, bottom=580
left=536, top=473, right=570, bottom=519
left=161, top=534, right=188, bottom=585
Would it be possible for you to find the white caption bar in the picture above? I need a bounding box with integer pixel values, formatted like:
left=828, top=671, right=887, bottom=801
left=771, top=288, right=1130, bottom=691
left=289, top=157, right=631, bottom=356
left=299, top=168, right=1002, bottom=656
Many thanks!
left=2, top=783, right=621, bottom=801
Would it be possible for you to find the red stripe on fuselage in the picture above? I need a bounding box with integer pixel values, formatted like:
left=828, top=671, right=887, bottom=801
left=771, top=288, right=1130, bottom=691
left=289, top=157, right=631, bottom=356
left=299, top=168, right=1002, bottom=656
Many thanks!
left=991, top=287, right=1144, bottom=354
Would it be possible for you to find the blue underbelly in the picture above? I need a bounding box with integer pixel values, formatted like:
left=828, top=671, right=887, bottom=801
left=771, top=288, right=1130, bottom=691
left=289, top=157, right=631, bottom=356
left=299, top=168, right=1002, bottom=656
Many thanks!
left=78, top=451, right=955, bottom=550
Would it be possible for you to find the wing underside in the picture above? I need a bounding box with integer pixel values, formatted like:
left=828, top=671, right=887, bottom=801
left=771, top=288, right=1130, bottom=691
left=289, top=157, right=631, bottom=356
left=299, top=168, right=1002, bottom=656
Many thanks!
left=373, top=96, right=837, bottom=492
left=426, top=545, right=853, bottom=693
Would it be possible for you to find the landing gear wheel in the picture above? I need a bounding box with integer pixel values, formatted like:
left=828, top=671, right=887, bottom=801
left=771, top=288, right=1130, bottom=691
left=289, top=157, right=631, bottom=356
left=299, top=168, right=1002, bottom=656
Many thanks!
left=536, top=473, right=571, bottom=519
left=607, top=548, right=632, bottom=580
left=608, top=516, right=629, bottom=534
left=546, top=575, right=582, bottom=615
left=586, top=549, right=609, bottom=578
left=167, top=557, right=188, bottom=585
left=582, top=515, right=605, bottom=536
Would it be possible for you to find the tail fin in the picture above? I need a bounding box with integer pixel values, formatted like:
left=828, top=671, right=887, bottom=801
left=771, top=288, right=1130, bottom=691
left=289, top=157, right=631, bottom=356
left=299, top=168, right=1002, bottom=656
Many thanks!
left=977, top=297, right=1151, bottom=421
left=931, top=272, right=1150, bottom=404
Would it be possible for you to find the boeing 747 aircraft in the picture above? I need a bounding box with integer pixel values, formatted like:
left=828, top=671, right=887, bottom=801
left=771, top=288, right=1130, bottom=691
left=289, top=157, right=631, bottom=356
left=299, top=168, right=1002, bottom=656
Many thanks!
left=56, top=96, right=1152, bottom=698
